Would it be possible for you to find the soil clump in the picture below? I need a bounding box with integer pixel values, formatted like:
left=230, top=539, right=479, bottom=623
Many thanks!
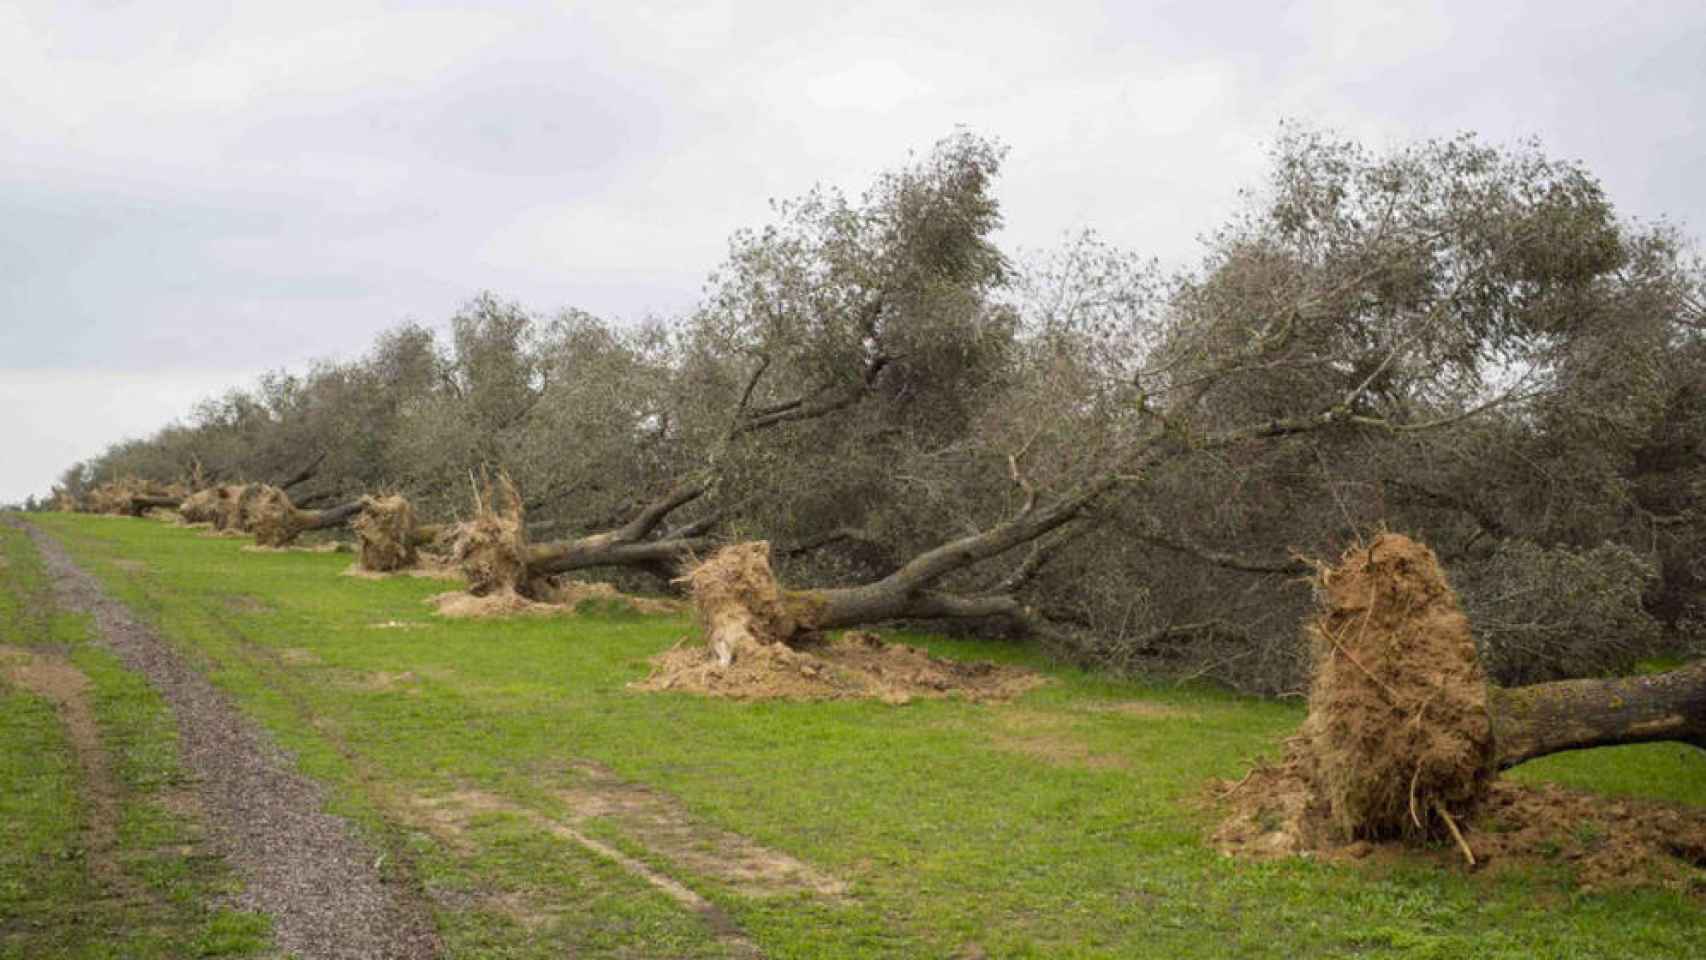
left=635, top=629, right=1046, bottom=704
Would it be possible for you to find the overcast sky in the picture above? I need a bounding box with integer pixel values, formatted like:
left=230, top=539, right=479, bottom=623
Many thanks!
left=2, top=0, right=1702, bottom=502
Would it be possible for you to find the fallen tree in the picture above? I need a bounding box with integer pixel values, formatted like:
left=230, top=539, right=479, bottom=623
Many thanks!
left=451, top=474, right=715, bottom=596
left=1218, top=533, right=1706, bottom=868
left=178, top=484, right=248, bottom=529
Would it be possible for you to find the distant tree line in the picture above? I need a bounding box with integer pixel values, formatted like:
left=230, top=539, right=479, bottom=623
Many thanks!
left=55, top=125, right=1706, bottom=693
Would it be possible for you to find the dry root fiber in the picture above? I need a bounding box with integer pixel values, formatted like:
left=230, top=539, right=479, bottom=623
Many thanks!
left=353, top=495, right=419, bottom=572
left=1210, top=533, right=1668, bottom=880
left=81, top=481, right=137, bottom=515
left=1300, top=533, right=1494, bottom=843
left=79, top=477, right=188, bottom=515
left=247, top=484, right=314, bottom=547
left=180, top=484, right=252, bottom=531
left=633, top=630, right=1048, bottom=704
left=342, top=556, right=463, bottom=582
left=427, top=578, right=682, bottom=619
left=679, top=542, right=817, bottom=667
left=450, top=472, right=533, bottom=597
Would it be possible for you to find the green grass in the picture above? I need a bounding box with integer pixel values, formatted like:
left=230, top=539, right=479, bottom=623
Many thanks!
left=18, top=513, right=1706, bottom=958
left=0, top=521, right=271, bottom=959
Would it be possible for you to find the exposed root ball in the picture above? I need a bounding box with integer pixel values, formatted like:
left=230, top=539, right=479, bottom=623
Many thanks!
left=82, top=481, right=137, bottom=515
left=1301, top=533, right=1495, bottom=842
left=353, top=495, right=418, bottom=572
left=79, top=476, right=186, bottom=515
left=180, top=484, right=252, bottom=531
left=451, top=473, right=532, bottom=597
left=247, top=485, right=312, bottom=547
left=178, top=487, right=225, bottom=525
left=680, top=542, right=818, bottom=666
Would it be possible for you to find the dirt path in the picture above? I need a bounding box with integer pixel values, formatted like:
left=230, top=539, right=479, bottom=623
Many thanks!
left=17, top=519, right=441, bottom=960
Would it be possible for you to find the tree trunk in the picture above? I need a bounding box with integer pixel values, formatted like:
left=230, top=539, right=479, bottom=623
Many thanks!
left=275, top=451, right=326, bottom=493
left=1489, top=661, right=1706, bottom=769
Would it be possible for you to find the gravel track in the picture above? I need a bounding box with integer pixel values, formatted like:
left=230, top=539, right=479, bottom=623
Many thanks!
left=18, top=519, right=441, bottom=959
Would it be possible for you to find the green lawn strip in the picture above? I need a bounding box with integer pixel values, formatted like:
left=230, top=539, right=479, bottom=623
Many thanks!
left=31, top=517, right=736, bottom=958
left=0, top=520, right=270, bottom=959
left=27, top=513, right=1706, bottom=958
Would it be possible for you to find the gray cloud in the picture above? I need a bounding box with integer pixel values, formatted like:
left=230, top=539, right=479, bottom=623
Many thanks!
left=2, top=0, right=1703, bottom=501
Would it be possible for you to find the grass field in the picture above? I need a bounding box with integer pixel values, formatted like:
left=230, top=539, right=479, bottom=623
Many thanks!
left=7, top=513, right=1706, bottom=958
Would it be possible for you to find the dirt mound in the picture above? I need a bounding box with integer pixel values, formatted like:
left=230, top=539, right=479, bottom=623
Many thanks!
left=426, top=578, right=682, bottom=619
left=241, top=542, right=344, bottom=554
left=342, top=556, right=463, bottom=582
left=633, top=630, right=1048, bottom=704
left=352, top=495, right=419, bottom=572
left=1215, top=766, right=1706, bottom=894
left=1300, top=533, right=1493, bottom=843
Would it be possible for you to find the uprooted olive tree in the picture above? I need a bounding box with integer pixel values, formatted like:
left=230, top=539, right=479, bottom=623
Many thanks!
left=1222, top=532, right=1706, bottom=862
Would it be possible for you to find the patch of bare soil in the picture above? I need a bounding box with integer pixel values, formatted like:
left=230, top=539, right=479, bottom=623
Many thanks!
left=561, top=760, right=847, bottom=899
left=986, top=709, right=1130, bottom=770
left=113, top=558, right=148, bottom=572
left=1081, top=700, right=1198, bottom=719
left=276, top=648, right=323, bottom=666
left=1214, top=764, right=1706, bottom=893
left=221, top=594, right=271, bottom=614
left=412, top=788, right=763, bottom=958
left=425, top=579, right=682, bottom=619
left=331, top=669, right=421, bottom=694
left=634, top=630, right=1049, bottom=704
left=0, top=645, right=122, bottom=882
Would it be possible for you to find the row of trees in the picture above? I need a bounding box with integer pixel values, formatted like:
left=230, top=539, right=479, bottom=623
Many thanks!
left=59, top=126, right=1705, bottom=693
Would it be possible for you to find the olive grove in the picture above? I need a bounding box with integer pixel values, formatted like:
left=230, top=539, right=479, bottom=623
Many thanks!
left=64, top=125, right=1706, bottom=696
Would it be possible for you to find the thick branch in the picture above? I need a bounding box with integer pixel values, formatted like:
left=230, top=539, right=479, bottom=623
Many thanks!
left=613, top=480, right=708, bottom=543
left=275, top=451, right=327, bottom=492
left=730, top=355, right=892, bottom=438
left=1126, top=524, right=1311, bottom=576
